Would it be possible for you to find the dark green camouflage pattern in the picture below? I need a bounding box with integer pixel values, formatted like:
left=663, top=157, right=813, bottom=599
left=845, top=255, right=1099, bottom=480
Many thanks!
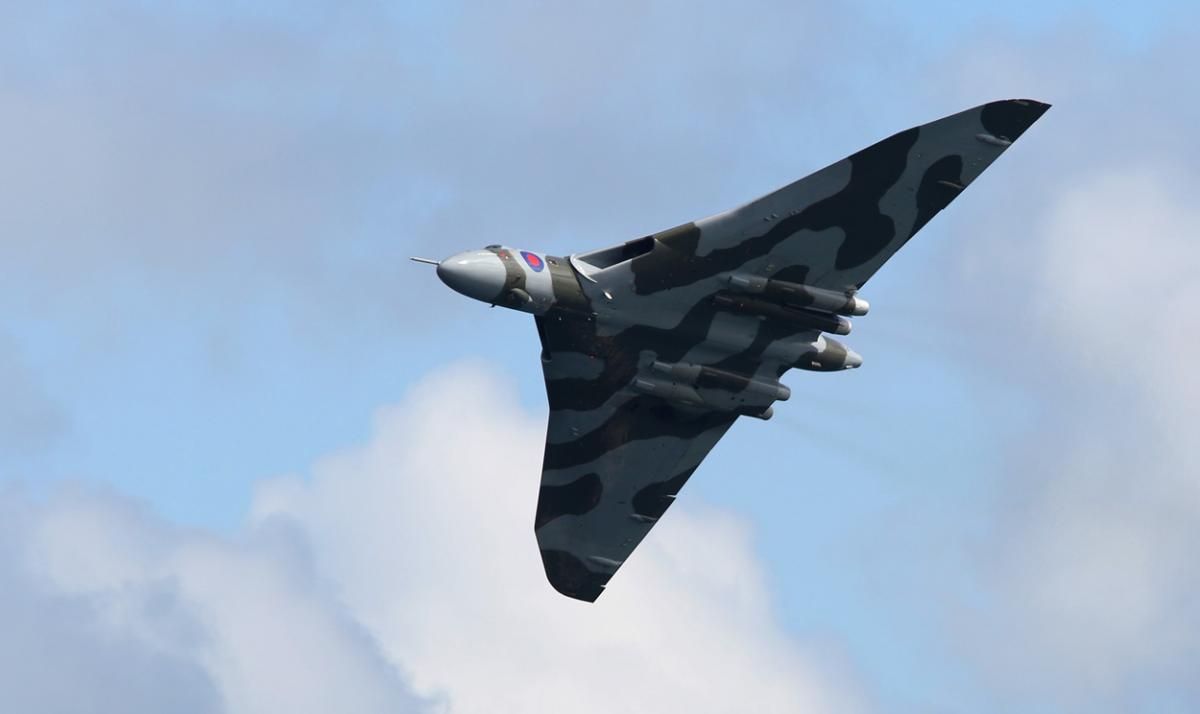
left=436, top=99, right=1050, bottom=601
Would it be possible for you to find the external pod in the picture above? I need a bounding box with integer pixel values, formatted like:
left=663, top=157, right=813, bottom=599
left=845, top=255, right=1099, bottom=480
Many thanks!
left=728, top=273, right=869, bottom=316
left=650, top=360, right=790, bottom=401
left=713, top=293, right=853, bottom=335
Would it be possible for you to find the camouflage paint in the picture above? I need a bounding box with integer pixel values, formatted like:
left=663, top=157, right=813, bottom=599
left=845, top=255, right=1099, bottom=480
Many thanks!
left=437, top=99, right=1049, bottom=601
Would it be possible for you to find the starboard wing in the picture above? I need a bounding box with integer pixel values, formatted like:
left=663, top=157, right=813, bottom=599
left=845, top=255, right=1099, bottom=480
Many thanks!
left=597, top=99, right=1050, bottom=295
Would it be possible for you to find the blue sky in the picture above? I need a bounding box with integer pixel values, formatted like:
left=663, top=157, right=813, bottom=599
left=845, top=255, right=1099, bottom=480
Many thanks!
left=2, top=2, right=1199, bottom=712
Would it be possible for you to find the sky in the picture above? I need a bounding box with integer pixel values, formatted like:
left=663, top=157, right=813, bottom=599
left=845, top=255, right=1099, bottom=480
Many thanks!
left=1, top=1, right=1198, bottom=712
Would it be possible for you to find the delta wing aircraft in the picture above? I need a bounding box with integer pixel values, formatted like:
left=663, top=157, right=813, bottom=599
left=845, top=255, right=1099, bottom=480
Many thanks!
left=415, top=99, right=1049, bottom=602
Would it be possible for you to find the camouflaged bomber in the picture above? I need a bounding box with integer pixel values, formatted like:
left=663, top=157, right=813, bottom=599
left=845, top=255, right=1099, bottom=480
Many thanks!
left=417, top=99, right=1050, bottom=602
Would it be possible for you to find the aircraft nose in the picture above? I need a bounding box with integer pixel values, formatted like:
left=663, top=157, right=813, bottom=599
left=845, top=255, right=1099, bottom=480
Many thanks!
left=436, top=250, right=507, bottom=303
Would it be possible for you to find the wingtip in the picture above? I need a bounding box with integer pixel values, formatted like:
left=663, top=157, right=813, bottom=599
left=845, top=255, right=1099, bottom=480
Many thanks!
left=560, top=584, right=605, bottom=603
left=981, top=99, right=1051, bottom=141
left=540, top=548, right=608, bottom=603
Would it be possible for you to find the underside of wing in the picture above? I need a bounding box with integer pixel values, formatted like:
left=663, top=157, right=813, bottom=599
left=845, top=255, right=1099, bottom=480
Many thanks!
left=536, top=392, right=736, bottom=602
left=533, top=312, right=745, bottom=601
left=608, top=99, right=1049, bottom=295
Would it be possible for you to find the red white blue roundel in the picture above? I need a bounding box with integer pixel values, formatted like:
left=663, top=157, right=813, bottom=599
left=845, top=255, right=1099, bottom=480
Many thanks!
left=521, top=251, right=545, bottom=272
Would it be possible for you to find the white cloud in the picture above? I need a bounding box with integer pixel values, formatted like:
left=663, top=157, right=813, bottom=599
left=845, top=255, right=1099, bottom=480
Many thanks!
left=927, top=33, right=1200, bottom=707
left=1, top=362, right=863, bottom=714
left=0, top=491, right=219, bottom=714
left=251, top=362, right=861, bottom=712
left=959, top=437, right=1200, bottom=699
left=7, top=486, right=429, bottom=714
left=977, top=166, right=1200, bottom=696
left=1033, top=167, right=1200, bottom=426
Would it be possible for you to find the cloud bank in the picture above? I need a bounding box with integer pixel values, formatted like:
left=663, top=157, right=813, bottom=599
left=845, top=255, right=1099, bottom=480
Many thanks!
left=927, top=31, right=1200, bottom=710
left=0, top=363, right=862, bottom=713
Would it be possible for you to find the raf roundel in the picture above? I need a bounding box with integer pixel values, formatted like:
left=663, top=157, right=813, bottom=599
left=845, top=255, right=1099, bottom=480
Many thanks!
left=521, top=251, right=545, bottom=272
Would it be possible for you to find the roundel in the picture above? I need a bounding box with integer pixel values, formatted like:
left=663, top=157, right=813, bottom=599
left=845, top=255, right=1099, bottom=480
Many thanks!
left=521, top=251, right=545, bottom=272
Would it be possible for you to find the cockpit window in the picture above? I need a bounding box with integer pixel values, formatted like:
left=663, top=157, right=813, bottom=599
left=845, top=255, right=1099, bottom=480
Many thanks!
left=485, top=244, right=502, bottom=249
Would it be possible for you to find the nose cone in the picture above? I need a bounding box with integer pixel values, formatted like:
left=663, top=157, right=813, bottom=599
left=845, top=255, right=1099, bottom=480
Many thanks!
left=437, top=250, right=507, bottom=303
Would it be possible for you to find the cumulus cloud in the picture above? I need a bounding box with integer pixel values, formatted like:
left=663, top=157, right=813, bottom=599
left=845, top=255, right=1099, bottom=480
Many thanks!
left=0, top=363, right=862, bottom=714
left=1032, top=167, right=1200, bottom=417
left=0, top=497, right=219, bottom=714
left=3, top=485, right=429, bottom=714
left=956, top=165, right=1200, bottom=705
left=919, top=29, right=1200, bottom=708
